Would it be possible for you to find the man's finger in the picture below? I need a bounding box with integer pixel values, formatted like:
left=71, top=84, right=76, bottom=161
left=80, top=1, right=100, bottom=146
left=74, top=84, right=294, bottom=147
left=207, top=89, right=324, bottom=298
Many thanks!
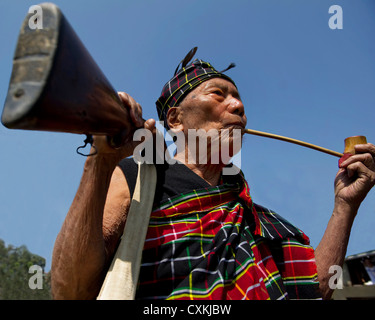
left=340, top=152, right=375, bottom=169
left=144, top=118, right=156, bottom=131
left=354, top=143, right=375, bottom=156
left=118, top=92, right=143, bottom=127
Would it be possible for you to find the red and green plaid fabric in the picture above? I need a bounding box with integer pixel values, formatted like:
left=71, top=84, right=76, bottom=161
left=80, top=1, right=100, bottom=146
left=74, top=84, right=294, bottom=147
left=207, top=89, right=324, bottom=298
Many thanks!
left=136, top=173, right=321, bottom=300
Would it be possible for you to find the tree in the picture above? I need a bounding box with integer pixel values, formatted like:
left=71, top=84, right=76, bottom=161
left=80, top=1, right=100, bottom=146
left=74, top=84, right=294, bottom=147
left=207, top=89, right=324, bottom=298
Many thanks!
left=0, top=239, right=51, bottom=299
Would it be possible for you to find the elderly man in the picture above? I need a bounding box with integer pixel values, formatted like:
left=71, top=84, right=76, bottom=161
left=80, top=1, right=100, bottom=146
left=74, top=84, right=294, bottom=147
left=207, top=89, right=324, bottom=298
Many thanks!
left=51, top=49, right=375, bottom=300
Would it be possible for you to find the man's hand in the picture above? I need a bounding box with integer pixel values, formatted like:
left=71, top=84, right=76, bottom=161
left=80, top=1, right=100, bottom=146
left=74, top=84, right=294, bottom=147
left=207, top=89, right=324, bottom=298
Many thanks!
left=92, top=91, right=156, bottom=160
left=335, top=143, right=375, bottom=212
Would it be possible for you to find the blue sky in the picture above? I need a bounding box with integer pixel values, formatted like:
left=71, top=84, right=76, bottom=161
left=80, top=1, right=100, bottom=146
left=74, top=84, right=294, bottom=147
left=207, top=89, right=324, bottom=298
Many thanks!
left=0, top=0, right=374, bottom=271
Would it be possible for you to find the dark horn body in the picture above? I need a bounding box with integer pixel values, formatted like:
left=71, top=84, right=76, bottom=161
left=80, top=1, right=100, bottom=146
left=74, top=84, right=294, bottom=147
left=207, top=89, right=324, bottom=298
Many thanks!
left=1, top=2, right=133, bottom=139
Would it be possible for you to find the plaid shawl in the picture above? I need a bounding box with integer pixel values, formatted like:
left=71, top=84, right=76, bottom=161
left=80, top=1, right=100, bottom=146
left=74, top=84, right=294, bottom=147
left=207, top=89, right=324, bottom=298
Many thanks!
left=136, top=173, right=321, bottom=300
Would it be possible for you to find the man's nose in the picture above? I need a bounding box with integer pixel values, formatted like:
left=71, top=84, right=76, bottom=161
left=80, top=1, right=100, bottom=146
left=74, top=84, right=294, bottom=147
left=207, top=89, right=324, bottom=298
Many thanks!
left=228, top=97, right=245, bottom=118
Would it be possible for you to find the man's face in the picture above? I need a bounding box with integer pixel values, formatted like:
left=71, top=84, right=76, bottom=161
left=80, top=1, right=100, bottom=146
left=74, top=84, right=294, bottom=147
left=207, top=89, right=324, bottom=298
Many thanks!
left=167, top=78, right=247, bottom=162
left=175, top=78, right=247, bottom=134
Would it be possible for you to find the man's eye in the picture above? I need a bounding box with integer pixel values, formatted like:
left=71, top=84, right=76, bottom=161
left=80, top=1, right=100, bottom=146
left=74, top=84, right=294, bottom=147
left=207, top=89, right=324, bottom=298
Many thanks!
left=212, top=90, right=223, bottom=96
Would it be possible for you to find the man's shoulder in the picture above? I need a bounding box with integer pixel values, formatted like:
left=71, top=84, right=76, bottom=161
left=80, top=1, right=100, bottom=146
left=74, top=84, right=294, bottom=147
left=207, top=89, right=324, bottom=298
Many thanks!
left=117, top=158, right=139, bottom=198
left=118, top=157, right=138, bottom=171
left=252, top=202, right=310, bottom=244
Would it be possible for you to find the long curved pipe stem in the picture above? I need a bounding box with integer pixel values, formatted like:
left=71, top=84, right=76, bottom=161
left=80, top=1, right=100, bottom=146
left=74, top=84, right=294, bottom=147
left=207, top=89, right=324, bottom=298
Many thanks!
left=245, top=128, right=343, bottom=158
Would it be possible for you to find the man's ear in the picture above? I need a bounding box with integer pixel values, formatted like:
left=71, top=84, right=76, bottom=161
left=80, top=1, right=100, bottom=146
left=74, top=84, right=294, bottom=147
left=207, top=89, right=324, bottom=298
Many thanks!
left=166, top=107, right=184, bottom=131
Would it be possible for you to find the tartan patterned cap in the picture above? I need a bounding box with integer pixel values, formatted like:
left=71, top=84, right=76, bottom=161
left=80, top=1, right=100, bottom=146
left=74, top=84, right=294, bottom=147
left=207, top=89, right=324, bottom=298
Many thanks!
left=156, top=47, right=236, bottom=129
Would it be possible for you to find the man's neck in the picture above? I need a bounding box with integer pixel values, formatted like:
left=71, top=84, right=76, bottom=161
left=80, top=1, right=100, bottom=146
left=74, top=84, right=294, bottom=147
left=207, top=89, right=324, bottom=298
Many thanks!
left=173, top=151, right=224, bottom=186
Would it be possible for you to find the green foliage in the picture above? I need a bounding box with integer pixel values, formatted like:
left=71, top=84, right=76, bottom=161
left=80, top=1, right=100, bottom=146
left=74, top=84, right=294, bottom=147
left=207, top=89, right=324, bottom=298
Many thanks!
left=0, top=239, right=51, bottom=300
